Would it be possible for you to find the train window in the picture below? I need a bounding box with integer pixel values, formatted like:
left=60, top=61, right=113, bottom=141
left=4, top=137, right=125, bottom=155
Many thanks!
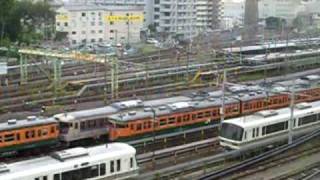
left=93, top=120, right=97, bottom=128
left=220, top=123, right=243, bottom=141
left=51, top=126, right=55, bottom=133
left=159, top=119, right=166, bottom=126
left=0, top=136, right=2, bottom=142
left=4, top=134, right=14, bottom=142
left=256, top=128, right=259, bottom=137
left=100, top=163, right=106, bottom=176
left=148, top=121, right=152, bottom=129
left=137, top=124, right=142, bottom=131
left=252, top=128, right=255, bottom=138
left=43, top=176, right=47, bottom=180
left=298, top=114, right=318, bottom=126
left=116, top=159, right=121, bottom=172
left=205, top=111, right=211, bottom=117
left=143, top=122, right=147, bottom=129
left=38, top=130, right=42, bottom=137
left=53, top=174, right=60, bottom=180
left=262, top=127, right=266, bottom=135
left=264, top=121, right=287, bottom=135
left=110, top=160, right=115, bottom=173
left=192, top=114, right=197, bottom=120
left=183, top=115, right=190, bottom=122
left=168, top=117, right=175, bottom=124
left=244, top=131, right=247, bottom=140
left=130, top=157, right=134, bottom=168
left=99, top=119, right=104, bottom=127
left=42, top=129, right=48, bottom=136
left=197, top=112, right=204, bottom=118
left=81, top=122, right=85, bottom=130
left=177, top=116, right=182, bottom=123
left=75, top=123, right=78, bottom=129
left=35, top=178, right=39, bottom=180
left=212, top=110, right=217, bottom=117
left=89, top=165, right=99, bottom=177
left=16, top=134, right=20, bottom=141
left=130, top=124, right=135, bottom=130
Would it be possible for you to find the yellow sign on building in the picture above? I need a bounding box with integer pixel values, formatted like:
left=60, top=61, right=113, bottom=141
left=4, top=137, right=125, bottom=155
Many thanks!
left=56, top=14, right=69, bottom=21
left=104, top=15, right=144, bottom=22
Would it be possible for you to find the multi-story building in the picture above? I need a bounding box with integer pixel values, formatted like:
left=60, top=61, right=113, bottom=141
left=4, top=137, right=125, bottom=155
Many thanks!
left=153, top=0, right=197, bottom=39
left=55, top=4, right=144, bottom=45
left=220, top=0, right=245, bottom=30
left=258, top=0, right=306, bottom=24
left=66, top=0, right=153, bottom=28
left=196, top=0, right=222, bottom=32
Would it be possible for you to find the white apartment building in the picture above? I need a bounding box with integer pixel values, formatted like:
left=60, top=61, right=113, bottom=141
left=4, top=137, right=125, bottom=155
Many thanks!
left=196, top=0, right=222, bottom=32
left=221, top=0, right=245, bottom=29
left=66, top=0, right=153, bottom=28
left=55, top=4, right=144, bottom=45
left=153, top=0, right=198, bottom=39
left=258, top=0, right=306, bottom=24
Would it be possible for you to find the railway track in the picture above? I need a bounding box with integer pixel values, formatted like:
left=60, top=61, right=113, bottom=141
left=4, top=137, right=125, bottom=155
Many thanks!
left=198, top=129, right=320, bottom=180
left=133, top=129, right=320, bottom=179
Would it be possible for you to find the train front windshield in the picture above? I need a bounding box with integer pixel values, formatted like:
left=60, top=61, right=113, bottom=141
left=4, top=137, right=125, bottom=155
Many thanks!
left=220, top=123, right=243, bottom=141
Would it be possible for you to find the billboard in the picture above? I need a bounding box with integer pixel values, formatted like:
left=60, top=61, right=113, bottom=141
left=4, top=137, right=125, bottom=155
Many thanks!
left=56, top=14, right=69, bottom=21
left=104, top=15, right=144, bottom=22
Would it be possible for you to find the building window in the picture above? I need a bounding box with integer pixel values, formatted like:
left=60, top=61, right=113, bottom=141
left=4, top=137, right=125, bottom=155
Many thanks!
left=91, top=30, right=95, bottom=34
left=91, top=39, right=95, bottom=43
left=91, top=22, right=95, bottom=26
left=64, top=22, right=68, bottom=27
left=72, top=31, right=76, bottom=35
left=98, top=30, right=103, bottom=34
left=72, top=40, right=77, bottom=44
left=110, top=21, right=114, bottom=25
left=57, top=22, right=60, bottom=26
left=99, top=38, right=103, bottom=42
left=99, top=21, right=103, bottom=26
left=82, top=12, right=86, bottom=17
left=110, top=30, right=114, bottom=33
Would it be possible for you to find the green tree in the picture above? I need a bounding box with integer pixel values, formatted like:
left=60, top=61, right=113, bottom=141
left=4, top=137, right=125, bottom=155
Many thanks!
left=1, top=0, right=55, bottom=45
left=0, top=0, right=15, bottom=41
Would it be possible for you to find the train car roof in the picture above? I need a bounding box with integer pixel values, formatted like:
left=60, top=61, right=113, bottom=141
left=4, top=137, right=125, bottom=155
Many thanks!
left=0, top=116, right=56, bottom=132
left=223, top=101, right=320, bottom=129
left=54, top=106, right=119, bottom=122
left=108, top=97, right=239, bottom=123
left=0, top=143, right=135, bottom=179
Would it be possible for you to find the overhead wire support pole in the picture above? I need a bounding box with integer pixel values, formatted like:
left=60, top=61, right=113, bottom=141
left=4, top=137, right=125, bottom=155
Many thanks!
left=104, top=55, right=108, bottom=105
left=288, top=84, right=295, bottom=145
left=220, top=68, right=226, bottom=129
left=53, top=58, right=62, bottom=99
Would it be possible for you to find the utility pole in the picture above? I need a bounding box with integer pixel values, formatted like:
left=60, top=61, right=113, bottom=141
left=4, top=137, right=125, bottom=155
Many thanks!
left=288, top=84, right=295, bottom=144
left=104, top=55, right=108, bottom=105
left=220, top=69, right=226, bottom=129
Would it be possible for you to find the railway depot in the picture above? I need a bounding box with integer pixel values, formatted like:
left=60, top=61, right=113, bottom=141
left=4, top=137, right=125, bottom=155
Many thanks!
left=1, top=0, right=320, bottom=179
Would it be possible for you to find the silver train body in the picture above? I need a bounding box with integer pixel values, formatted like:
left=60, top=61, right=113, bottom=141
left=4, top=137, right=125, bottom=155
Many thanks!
left=219, top=101, right=320, bottom=151
left=0, top=143, right=138, bottom=180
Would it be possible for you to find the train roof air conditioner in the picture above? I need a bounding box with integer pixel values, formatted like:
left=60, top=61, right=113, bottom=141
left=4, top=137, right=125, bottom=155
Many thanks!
left=255, top=110, right=278, bottom=118
left=0, top=163, right=9, bottom=174
left=51, top=147, right=89, bottom=162
left=295, top=102, right=312, bottom=110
